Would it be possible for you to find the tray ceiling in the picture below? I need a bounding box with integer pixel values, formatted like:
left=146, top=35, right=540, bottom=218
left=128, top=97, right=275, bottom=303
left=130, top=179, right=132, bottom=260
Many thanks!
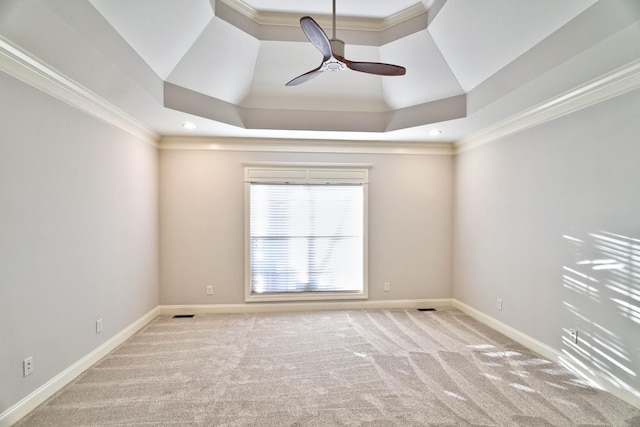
left=3, top=0, right=633, bottom=143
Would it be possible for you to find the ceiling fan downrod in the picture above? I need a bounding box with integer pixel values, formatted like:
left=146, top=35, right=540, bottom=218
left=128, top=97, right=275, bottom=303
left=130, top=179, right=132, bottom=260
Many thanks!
left=330, top=0, right=345, bottom=57
left=332, top=0, right=337, bottom=40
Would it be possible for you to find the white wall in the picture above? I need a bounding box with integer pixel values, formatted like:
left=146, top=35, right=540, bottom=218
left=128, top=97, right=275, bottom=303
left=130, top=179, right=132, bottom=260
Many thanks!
left=454, top=89, right=640, bottom=403
left=159, top=149, right=453, bottom=305
left=0, top=72, right=159, bottom=414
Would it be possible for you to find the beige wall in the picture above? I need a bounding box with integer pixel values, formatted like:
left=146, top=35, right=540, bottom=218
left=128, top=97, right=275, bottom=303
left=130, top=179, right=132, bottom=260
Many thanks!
left=454, top=89, right=640, bottom=404
left=159, top=149, right=454, bottom=305
left=0, top=72, right=159, bottom=414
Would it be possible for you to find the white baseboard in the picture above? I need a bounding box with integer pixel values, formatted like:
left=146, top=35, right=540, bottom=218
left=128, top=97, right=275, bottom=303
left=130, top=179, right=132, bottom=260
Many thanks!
left=0, top=307, right=160, bottom=427
left=159, top=298, right=453, bottom=315
left=452, top=300, right=560, bottom=361
left=452, top=299, right=640, bottom=410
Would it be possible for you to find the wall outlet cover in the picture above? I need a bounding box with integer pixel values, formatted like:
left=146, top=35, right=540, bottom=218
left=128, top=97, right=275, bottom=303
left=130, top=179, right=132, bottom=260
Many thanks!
left=23, top=356, right=34, bottom=376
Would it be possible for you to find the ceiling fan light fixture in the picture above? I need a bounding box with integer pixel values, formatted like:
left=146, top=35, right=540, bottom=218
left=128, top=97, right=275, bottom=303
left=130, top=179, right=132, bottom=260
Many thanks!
left=285, top=1, right=406, bottom=86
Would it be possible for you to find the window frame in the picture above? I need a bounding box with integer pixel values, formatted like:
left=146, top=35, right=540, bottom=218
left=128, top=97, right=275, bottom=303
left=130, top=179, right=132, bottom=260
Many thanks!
left=244, top=162, right=370, bottom=303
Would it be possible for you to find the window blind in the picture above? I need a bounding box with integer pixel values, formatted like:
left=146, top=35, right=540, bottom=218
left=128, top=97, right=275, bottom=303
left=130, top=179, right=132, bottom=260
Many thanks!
left=249, top=183, right=364, bottom=295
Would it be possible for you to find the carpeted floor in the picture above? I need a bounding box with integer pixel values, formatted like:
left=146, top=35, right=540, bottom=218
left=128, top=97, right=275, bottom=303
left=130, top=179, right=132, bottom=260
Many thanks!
left=16, top=309, right=640, bottom=426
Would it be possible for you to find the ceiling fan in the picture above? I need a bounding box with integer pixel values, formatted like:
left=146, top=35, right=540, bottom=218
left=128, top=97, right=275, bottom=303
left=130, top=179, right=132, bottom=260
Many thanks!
left=286, top=0, right=407, bottom=86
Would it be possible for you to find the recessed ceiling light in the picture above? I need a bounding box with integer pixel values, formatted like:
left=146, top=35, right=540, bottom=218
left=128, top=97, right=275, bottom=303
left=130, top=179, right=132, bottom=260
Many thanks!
left=429, top=129, right=442, bottom=136
left=182, top=122, right=197, bottom=130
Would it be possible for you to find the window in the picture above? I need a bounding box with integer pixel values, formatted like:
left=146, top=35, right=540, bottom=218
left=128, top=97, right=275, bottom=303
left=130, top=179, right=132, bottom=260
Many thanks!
left=244, top=164, right=369, bottom=302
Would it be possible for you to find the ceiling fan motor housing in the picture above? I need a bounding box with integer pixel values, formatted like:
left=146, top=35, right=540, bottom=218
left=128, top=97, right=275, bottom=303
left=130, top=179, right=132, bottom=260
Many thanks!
left=326, top=39, right=346, bottom=71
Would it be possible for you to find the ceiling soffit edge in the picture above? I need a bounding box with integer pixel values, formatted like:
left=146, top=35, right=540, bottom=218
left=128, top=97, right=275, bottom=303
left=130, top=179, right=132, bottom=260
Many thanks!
left=164, top=82, right=244, bottom=128
left=387, top=94, right=466, bottom=132
left=214, top=0, right=430, bottom=45
left=163, top=82, right=467, bottom=133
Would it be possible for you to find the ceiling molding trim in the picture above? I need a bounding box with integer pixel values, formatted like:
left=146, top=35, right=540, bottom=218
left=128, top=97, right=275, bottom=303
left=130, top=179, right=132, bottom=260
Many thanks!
left=216, top=0, right=262, bottom=23
left=382, top=4, right=429, bottom=31
left=0, top=36, right=159, bottom=147
left=456, top=59, right=640, bottom=153
left=159, top=136, right=455, bottom=156
left=216, top=0, right=427, bottom=33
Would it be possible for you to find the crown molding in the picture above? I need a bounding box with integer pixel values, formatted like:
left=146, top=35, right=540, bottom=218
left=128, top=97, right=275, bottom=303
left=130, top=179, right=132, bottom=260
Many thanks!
left=216, top=0, right=428, bottom=33
left=0, top=36, right=159, bottom=147
left=456, top=59, right=640, bottom=153
left=159, top=136, right=455, bottom=155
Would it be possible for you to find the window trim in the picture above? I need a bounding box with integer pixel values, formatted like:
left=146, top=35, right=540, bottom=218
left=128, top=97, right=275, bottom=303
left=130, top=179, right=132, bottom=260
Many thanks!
left=244, top=162, right=370, bottom=303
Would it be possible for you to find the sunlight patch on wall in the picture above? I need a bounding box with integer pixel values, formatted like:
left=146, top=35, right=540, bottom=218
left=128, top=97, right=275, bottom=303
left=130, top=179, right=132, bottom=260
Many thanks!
left=561, top=230, right=640, bottom=400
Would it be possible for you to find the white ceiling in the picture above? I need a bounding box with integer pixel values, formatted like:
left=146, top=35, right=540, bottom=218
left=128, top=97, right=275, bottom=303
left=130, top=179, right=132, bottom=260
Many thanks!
left=4, top=0, right=634, bottom=143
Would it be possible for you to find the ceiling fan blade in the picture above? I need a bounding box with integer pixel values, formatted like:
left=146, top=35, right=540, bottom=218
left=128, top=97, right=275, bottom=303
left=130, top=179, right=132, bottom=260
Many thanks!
left=286, top=66, right=325, bottom=86
left=341, top=57, right=406, bottom=76
left=299, top=16, right=332, bottom=61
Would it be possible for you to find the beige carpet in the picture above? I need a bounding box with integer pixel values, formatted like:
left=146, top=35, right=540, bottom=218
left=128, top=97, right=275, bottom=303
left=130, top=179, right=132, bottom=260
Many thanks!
left=16, top=309, right=640, bottom=426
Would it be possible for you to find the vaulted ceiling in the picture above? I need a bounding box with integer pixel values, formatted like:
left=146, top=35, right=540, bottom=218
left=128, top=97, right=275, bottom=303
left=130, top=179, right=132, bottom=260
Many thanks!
left=1, top=0, right=638, bottom=143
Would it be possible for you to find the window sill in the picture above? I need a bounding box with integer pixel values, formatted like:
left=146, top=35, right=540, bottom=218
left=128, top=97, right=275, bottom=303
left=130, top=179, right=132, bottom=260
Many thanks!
left=245, top=291, right=367, bottom=303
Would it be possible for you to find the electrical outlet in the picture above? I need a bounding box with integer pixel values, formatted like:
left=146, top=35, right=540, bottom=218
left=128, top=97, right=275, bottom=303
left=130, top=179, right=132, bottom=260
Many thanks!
left=23, top=356, right=34, bottom=376
left=569, top=328, right=578, bottom=344
left=96, top=319, right=103, bottom=334
left=206, top=286, right=213, bottom=295
left=497, top=298, right=502, bottom=310
left=384, top=282, right=390, bottom=292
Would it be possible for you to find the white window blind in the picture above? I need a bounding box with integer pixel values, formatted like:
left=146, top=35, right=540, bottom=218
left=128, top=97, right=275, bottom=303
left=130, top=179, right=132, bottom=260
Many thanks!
left=249, top=183, right=364, bottom=296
